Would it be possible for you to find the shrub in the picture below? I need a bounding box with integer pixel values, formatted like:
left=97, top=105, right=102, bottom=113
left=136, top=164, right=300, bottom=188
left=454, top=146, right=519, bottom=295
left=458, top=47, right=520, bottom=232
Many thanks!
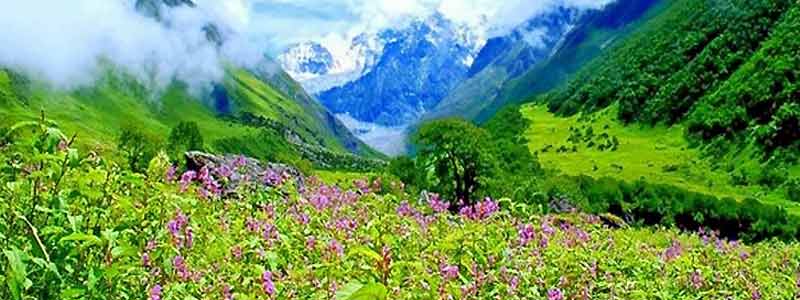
left=787, top=177, right=800, bottom=203
left=117, top=125, right=159, bottom=173
left=168, top=121, right=204, bottom=163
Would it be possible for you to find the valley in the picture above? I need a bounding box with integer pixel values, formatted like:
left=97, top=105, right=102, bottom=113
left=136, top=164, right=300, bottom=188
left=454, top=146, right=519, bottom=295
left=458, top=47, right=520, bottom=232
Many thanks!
left=2, top=0, right=800, bottom=299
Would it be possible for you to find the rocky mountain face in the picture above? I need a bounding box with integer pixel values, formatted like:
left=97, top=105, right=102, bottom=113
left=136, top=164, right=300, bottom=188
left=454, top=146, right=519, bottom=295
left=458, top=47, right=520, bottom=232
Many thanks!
left=427, top=0, right=662, bottom=122
left=311, top=13, right=481, bottom=126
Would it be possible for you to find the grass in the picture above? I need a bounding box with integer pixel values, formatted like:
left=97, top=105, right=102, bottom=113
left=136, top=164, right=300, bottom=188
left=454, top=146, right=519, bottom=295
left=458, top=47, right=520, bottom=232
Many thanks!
left=0, top=69, right=353, bottom=156
left=520, top=104, right=800, bottom=214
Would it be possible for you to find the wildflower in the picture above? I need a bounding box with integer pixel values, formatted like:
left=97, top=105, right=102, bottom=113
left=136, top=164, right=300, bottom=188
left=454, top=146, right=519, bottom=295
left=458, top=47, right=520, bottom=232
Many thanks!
left=231, top=245, right=243, bottom=260
left=508, top=276, right=520, bottom=294
left=223, top=284, right=234, bottom=300
left=662, top=240, right=683, bottom=262
left=518, top=224, right=535, bottom=247
left=397, top=201, right=415, bottom=217
left=306, top=236, right=317, bottom=251
left=739, top=250, right=750, bottom=261
left=690, top=270, right=703, bottom=289
left=428, top=193, right=449, bottom=213
left=150, top=284, right=162, bottom=300
left=262, top=271, right=276, bottom=296
left=575, top=229, right=590, bottom=243
left=184, top=227, right=194, bottom=249
left=142, top=253, right=151, bottom=268
left=328, top=239, right=344, bottom=258
left=354, top=179, right=369, bottom=193
left=541, top=220, right=556, bottom=236
left=165, top=165, right=177, bottom=182
left=439, top=264, right=459, bottom=281
left=173, top=255, right=190, bottom=280
left=180, top=171, right=196, bottom=192
left=264, top=169, right=284, bottom=186
left=547, top=288, right=564, bottom=300
left=752, top=289, right=761, bottom=300
left=146, top=240, right=157, bottom=251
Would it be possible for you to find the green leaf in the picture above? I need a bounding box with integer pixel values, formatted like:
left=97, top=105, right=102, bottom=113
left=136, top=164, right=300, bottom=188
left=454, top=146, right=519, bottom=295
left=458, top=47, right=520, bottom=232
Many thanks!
left=348, top=246, right=382, bottom=263
left=59, top=232, right=103, bottom=247
left=336, top=282, right=387, bottom=300
left=111, top=245, right=138, bottom=259
left=4, top=248, right=28, bottom=300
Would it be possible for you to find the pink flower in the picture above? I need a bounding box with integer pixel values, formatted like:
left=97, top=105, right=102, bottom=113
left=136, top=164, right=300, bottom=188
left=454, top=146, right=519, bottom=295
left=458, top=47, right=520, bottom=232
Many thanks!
left=173, top=255, right=190, bottom=281
left=165, top=165, right=177, bottom=182
left=262, top=271, right=275, bottom=296
left=518, top=224, right=535, bottom=247
left=150, top=284, right=162, bottom=300
left=662, top=240, right=683, bottom=262
left=306, top=236, right=317, bottom=251
left=439, top=264, right=459, bottom=281
left=428, top=193, right=449, bottom=213
left=690, top=270, right=703, bottom=289
left=231, top=246, right=243, bottom=260
left=180, top=171, right=196, bottom=192
left=223, top=284, right=234, bottom=300
left=328, top=239, right=344, bottom=258
left=142, top=253, right=151, bottom=268
left=397, top=201, right=416, bottom=217
left=547, top=288, right=564, bottom=300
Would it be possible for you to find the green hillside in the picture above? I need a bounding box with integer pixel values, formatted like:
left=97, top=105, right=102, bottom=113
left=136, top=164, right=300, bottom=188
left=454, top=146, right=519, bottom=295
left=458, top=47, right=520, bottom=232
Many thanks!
left=522, top=104, right=800, bottom=214
left=477, top=0, right=800, bottom=218
left=0, top=68, right=382, bottom=170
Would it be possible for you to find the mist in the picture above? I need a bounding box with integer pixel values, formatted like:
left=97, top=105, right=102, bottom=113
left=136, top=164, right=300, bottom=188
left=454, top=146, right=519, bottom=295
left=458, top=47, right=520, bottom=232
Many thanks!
left=0, top=0, right=263, bottom=93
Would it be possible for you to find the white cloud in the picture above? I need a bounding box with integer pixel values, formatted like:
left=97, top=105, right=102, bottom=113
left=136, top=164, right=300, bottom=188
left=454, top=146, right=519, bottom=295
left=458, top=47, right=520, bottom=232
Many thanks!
left=0, top=0, right=257, bottom=93
left=252, top=0, right=613, bottom=52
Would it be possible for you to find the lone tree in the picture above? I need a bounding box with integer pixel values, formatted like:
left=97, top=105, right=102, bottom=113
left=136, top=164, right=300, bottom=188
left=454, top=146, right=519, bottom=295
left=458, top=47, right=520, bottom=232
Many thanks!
left=413, top=119, right=494, bottom=207
left=168, top=121, right=204, bottom=163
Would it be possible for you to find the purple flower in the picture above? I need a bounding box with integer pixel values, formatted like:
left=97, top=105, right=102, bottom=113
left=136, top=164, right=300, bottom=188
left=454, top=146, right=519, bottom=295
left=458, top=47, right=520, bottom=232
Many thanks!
left=180, top=171, right=196, bottom=192
left=231, top=246, right=243, bottom=260
left=165, top=165, right=177, bottom=182
left=223, top=284, right=234, bottom=300
left=690, top=270, right=703, bottom=289
left=518, top=224, right=535, bottom=247
left=142, top=253, right=151, bottom=268
left=173, top=255, right=190, bottom=280
left=262, top=271, right=275, bottom=296
left=397, top=201, right=416, bottom=217
left=149, top=284, right=162, bottom=300
left=541, top=221, right=556, bottom=236
left=439, top=264, right=459, bottom=281
left=264, top=169, right=285, bottom=186
left=547, top=288, right=564, bottom=300
left=752, top=290, right=761, bottom=300
left=662, top=240, right=683, bottom=262
left=184, top=227, right=194, bottom=249
left=459, top=198, right=499, bottom=221
left=428, top=193, right=449, bottom=213
left=306, top=236, right=317, bottom=251
left=328, top=239, right=344, bottom=258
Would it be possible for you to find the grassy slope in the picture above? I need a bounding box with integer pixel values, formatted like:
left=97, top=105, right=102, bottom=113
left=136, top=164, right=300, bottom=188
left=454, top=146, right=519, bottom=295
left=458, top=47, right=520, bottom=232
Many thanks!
left=0, top=69, right=379, bottom=163
left=521, top=104, right=800, bottom=214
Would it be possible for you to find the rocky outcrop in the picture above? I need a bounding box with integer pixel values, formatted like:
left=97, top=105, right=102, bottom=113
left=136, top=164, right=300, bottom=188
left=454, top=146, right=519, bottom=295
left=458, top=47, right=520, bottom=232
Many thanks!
left=185, top=151, right=305, bottom=191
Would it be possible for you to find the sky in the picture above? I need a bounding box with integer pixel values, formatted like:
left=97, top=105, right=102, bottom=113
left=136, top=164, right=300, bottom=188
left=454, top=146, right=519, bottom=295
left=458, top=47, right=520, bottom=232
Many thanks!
left=0, top=0, right=611, bottom=91
left=250, top=0, right=612, bottom=54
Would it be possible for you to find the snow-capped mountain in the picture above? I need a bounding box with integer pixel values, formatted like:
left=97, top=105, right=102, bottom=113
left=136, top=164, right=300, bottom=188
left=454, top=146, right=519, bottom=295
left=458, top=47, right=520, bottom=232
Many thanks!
left=277, top=33, right=387, bottom=94
left=301, top=13, right=483, bottom=126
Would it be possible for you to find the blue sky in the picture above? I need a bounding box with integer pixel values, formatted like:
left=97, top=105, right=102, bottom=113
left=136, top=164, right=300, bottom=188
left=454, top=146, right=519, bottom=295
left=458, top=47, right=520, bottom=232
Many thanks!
left=248, top=0, right=612, bottom=54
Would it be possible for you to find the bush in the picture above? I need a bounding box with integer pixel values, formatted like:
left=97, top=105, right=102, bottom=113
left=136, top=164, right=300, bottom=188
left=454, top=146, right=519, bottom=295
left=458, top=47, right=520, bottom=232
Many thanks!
left=168, top=121, right=204, bottom=163
left=117, top=126, right=159, bottom=173
left=787, top=177, right=800, bottom=203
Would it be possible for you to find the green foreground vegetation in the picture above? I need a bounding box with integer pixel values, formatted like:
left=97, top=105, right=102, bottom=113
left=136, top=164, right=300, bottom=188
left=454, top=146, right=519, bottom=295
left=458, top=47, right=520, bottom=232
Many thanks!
left=1, top=118, right=799, bottom=300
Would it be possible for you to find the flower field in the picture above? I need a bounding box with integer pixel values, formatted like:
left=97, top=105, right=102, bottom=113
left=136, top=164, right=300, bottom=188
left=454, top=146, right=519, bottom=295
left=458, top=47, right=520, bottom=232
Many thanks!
left=1, top=123, right=800, bottom=300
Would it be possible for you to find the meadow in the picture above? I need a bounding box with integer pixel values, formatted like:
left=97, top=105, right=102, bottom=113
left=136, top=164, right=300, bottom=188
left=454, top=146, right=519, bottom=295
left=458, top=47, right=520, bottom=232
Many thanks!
left=1, top=115, right=800, bottom=300
left=521, top=104, right=800, bottom=215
